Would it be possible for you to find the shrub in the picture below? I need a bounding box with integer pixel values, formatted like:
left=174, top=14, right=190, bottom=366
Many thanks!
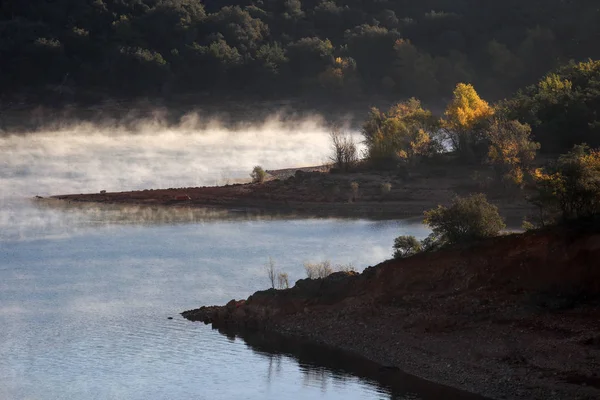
left=424, top=193, right=506, bottom=246
left=330, top=128, right=358, bottom=171
left=336, top=263, right=356, bottom=273
left=304, top=261, right=356, bottom=279
left=277, top=272, right=289, bottom=289
left=531, top=144, right=600, bottom=223
left=380, top=182, right=392, bottom=196
left=251, top=165, right=266, bottom=183
left=392, top=235, right=422, bottom=258
left=304, top=261, right=334, bottom=279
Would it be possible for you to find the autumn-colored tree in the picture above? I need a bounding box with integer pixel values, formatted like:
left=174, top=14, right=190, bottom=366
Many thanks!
left=318, top=57, right=359, bottom=92
left=486, top=119, right=540, bottom=186
left=362, top=98, right=440, bottom=168
left=532, top=144, right=600, bottom=223
left=442, top=83, right=495, bottom=160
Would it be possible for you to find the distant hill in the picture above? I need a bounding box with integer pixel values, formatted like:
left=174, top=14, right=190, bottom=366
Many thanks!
left=1, top=1, right=599, bottom=103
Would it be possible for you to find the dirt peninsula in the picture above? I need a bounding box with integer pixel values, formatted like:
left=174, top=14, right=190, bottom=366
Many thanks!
left=183, top=222, right=600, bottom=400
left=52, top=162, right=534, bottom=226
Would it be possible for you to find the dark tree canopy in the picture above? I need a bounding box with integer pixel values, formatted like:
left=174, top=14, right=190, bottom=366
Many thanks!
left=1, top=0, right=598, bottom=101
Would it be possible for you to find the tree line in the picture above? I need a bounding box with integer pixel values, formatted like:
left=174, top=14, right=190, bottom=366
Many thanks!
left=355, top=59, right=600, bottom=257
left=361, top=60, right=600, bottom=163
left=1, top=0, right=599, bottom=101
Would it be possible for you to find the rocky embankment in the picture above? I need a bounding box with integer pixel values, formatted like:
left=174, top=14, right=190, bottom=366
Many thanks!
left=183, top=223, right=600, bottom=400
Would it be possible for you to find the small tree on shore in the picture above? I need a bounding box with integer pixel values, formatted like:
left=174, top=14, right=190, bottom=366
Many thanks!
left=393, top=235, right=422, bottom=258
left=265, top=257, right=276, bottom=288
left=391, top=194, right=506, bottom=257
left=251, top=165, right=266, bottom=183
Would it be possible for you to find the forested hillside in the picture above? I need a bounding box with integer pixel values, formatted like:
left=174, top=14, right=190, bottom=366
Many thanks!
left=1, top=1, right=599, bottom=101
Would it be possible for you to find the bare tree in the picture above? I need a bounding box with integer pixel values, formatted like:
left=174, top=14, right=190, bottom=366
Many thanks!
left=265, top=257, right=276, bottom=289
left=276, top=272, right=289, bottom=289
left=330, top=127, right=358, bottom=171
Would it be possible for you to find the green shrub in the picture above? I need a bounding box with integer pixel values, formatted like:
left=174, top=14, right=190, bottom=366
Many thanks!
left=392, top=235, right=422, bottom=258
left=424, top=193, right=506, bottom=246
left=251, top=165, right=266, bottom=183
left=531, top=144, right=600, bottom=223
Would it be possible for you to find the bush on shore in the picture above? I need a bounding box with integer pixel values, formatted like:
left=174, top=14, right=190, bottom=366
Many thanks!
left=251, top=165, right=266, bottom=183
left=393, top=235, right=422, bottom=259
left=392, top=193, right=506, bottom=258
left=424, top=193, right=506, bottom=246
left=304, top=261, right=356, bottom=279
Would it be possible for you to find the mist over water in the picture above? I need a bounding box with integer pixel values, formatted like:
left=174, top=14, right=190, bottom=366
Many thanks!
left=0, top=115, right=447, bottom=400
left=0, top=115, right=363, bottom=240
left=1, top=115, right=354, bottom=197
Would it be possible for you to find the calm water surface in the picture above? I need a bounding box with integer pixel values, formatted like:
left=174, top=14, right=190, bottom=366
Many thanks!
left=0, top=125, right=480, bottom=399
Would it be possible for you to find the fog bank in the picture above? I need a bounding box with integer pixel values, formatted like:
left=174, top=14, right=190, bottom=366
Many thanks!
left=1, top=114, right=363, bottom=198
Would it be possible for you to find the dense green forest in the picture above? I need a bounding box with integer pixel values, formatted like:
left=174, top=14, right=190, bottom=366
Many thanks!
left=1, top=0, right=599, bottom=101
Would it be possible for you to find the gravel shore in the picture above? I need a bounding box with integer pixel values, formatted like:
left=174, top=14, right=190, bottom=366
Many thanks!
left=183, top=226, right=600, bottom=400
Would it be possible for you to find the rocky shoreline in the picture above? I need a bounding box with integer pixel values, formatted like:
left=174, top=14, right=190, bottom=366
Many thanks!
left=183, top=224, right=600, bottom=400
left=50, top=163, right=534, bottom=226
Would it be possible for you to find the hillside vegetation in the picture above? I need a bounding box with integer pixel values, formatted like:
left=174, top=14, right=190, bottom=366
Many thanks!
left=2, top=1, right=598, bottom=101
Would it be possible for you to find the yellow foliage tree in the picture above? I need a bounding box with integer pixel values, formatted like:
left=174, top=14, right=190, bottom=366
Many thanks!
left=318, top=57, right=358, bottom=92
left=443, top=83, right=494, bottom=159
left=362, top=98, right=440, bottom=167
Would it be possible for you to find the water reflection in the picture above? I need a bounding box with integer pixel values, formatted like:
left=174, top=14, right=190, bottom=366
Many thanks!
left=215, top=327, right=490, bottom=400
left=33, top=198, right=427, bottom=226
left=34, top=198, right=288, bottom=225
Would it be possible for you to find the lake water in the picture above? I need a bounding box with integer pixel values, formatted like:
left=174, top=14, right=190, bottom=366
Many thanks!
left=0, top=121, right=479, bottom=399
